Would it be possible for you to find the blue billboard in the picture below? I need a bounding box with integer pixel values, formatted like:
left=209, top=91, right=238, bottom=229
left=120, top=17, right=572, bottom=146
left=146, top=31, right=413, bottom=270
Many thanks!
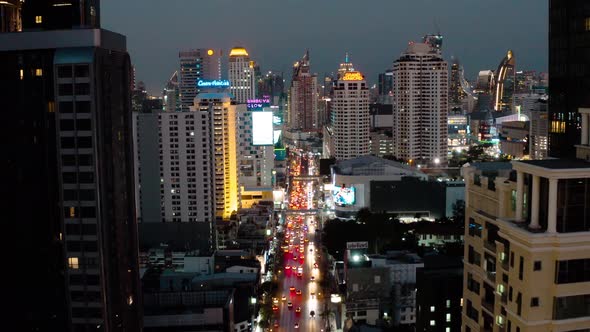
left=333, top=185, right=356, bottom=207
left=197, top=79, right=230, bottom=88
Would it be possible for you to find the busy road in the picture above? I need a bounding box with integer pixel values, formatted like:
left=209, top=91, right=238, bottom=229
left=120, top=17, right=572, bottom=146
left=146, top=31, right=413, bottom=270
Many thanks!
left=271, top=152, right=324, bottom=331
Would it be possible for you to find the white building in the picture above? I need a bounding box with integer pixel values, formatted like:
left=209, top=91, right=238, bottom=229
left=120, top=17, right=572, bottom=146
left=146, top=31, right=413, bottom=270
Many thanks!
left=237, top=107, right=274, bottom=190
left=329, top=67, right=370, bottom=160
left=370, top=252, right=424, bottom=326
left=158, top=111, right=214, bottom=222
left=178, top=49, right=222, bottom=111
left=392, top=42, right=448, bottom=167
left=228, top=47, right=256, bottom=103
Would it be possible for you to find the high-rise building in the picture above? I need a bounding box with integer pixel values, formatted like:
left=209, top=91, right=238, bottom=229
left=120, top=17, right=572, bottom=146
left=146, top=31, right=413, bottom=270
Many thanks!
left=392, top=41, right=448, bottom=166
left=228, top=46, right=256, bottom=103
left=450, top=58, right=467, bottom=110
left=327, top=61, right=370, bottom=160
left=288, top=50, right=319, bottom=131
left=377, top=69, right=393, bottom=104
left=162, top=71, right=179, bottom=112
left=493, top=50, right=516, bottom=112
left=178, top=49, right=221, bottom=111
left=548, top=0, right=590, bottom=158
left=0, top=0, right=22, bottom=32
left=0, top=2, right=141, bottom=330
left=191, top=93, right=241, bottom=220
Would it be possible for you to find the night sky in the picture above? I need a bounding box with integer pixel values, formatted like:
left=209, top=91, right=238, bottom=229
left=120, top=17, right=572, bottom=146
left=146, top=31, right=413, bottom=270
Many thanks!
left=102, top=0, right=548, bottom=95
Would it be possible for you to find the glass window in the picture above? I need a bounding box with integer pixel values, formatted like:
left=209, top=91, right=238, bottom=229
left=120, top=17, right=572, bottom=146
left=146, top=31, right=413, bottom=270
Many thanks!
left=58, top=84, right=73, bottom=96
left=59, top=101, right=74, bottom=113
left=68, top=257, right=79, bottom=269
left=74, top=83, right=90, bottom=95
left=75, top=65, right=89, bottom=77
left=554, top=294, right=590, bottom=320
left=58, top=66, right=72, bottom=78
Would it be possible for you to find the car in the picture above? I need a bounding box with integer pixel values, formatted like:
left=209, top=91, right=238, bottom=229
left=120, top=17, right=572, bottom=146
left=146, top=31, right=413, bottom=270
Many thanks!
left=296, top=289, right=302, bottom=295
left=287, top=302, right=293, bottom=309
left=272, top=305, right=279, bottom=311
left=285, top=265, right=291, bottom=270
left=289, top=286, right=295, bottom=292
left=295, top=306, right=301, bottom=313
left=282, top=295, right=287, bottom=301
left=297, top=272, right=303, bottom=278
left=309, top=248, right=313, bottom=252
left=292, top=255, right=298, bottom=261
left=314, top=263, right=319, bottom=268
left=273, top=297, right=279, bottom=304
left=311, top=292, right=316, bottom=298
left=274, top=320, right=279, bottom=328
left=310, top=276, right=315, bottom=281
left=294, top=323, right=299, bottom=329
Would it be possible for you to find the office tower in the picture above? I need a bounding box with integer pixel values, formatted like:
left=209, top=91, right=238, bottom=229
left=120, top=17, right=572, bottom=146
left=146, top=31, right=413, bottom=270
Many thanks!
left=257, top=70, right=284, bottom=102
left=392, top=41, right=448, bottom=166
left=377, top=69, right=393, bottom=103
left=191, top=93, right=241, bottom=220
left=178, top=49, right=221, bottom=111
left=22, top=0, right=100, bottom=30
left=162, top=71, right=179, bottom=112
left=493, top=50, right=516, bottom=112
left=450, top=58, right=467, bottom=109
left=228, top=46, right=256, bottom=103
left=549, top=0, right=590, bottom=158
left=529, top=104, right=549, bottom=160
left=0, top=0, right=22, bottom=32
left=461, top=125, right=590, bottom=331
left=0, top=2, right=141, bottom=331
left=288, top=50, right=319, bottom=131
left=327, top=62, right=370, bottom=160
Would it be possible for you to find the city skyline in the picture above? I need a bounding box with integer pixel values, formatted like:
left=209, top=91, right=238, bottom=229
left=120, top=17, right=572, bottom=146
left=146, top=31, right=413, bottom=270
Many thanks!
left=102, top=0, right=548, bottom=95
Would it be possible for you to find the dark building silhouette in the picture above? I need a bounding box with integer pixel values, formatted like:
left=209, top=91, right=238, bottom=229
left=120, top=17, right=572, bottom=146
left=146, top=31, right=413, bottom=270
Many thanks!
left=416, top=255, right=463, bottom=332
left=0, top=1, right=141, bottom=331
left=548, top=0, right=590, bottom=158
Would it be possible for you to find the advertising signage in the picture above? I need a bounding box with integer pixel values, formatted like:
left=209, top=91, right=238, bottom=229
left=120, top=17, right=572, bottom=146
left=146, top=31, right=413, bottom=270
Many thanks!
left=346, top=241, right=368, bottom=250
left=332, top=185, right=356, bottom=207
left=252, top=111, right=274, bottom=145
left=197, top=79, right=230, bottom=88
left=247, top=96, right=271, bottom=110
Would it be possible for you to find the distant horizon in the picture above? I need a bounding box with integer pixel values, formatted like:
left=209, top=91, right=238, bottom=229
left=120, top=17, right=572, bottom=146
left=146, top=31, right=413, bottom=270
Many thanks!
left=102, top=0, right=547, bottom=96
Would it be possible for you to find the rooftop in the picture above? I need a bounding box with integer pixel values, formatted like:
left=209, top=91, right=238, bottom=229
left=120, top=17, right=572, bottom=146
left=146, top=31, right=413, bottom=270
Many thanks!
left=333, top=155, right=425, bottom=177
left=517, top=159, right=590, bottom=170
left=229, top=47, right=249, bottom=57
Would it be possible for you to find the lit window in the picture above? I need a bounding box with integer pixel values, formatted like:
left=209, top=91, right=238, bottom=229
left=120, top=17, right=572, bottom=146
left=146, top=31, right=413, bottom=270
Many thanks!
left=35, top=16, right=43, bottom=24
left=430, top=320, right=435, bottom=326
left=69, top=207, right=76, bottom=218
left=460, top=298, right=464, bottom=306
left=446, top=299, right=451, bottom=308
left=446, top=328, right=450, bottom=332
left=19, top=69, right=23, bottom=80
left=586, top=17, right=590, bottom=31
left=68, top=257, right=79, bottom=269
left=430, top=306, right=435, bottom=312
left=35, top=69, right=42, bottom=77
left=446, top=313, right=451, bottom=322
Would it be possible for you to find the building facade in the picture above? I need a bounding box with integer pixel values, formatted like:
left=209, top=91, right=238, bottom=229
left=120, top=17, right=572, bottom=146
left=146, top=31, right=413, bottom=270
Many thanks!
left=288, top=50, right=319, bottom=131
left=178, top=49, right=222, bottom=111
left=548, top=0, right=590, bottom=158
left=392, top=41, right=448, bottom=166
left=461, top=138, right=590, bottom=332
left=0, top=3, right=142, bottom=330
left=330, top=69, right=370, bottom=160
left=228, top=47, right=256, bottom=103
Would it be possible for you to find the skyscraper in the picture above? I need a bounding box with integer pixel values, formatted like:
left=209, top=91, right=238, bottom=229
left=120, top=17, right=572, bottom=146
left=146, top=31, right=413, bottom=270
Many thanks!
left=493, top=50, right=516, bottom=112
left=450, top=58, right=467, bottom=109
left=326, top=58, right=370, bottom=160
left=392, top=41, right=449, bottom=166
left=178, top=49, right=221, bottom=111
left=548, top=0, right=590, bottom=158
left=162, top=71, right=179, bottom=112
left=191, top=93, right=241, bottom=220
left=0, top=1, right=141, bottom=331
left=228, top=46, right=256, bottom=103
left=288, top=50, right=319, bottom=131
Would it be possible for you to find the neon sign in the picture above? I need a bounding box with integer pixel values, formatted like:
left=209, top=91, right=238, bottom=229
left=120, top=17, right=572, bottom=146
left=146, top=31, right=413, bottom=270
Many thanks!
left=247, top=96, right=271, bottom=110
left=341, top=72, right=364, bottom=81
left=197, top=79, right=230, bottom=88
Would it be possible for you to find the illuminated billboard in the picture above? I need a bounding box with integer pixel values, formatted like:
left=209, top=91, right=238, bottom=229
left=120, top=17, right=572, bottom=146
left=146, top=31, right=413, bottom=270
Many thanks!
left=197, top=79, right=230, bottom=88
left=332, top=185, right=355, bottom=207
left=247, top=96, right=271, bottom=110
left=252, top=111, right=274, bottom=145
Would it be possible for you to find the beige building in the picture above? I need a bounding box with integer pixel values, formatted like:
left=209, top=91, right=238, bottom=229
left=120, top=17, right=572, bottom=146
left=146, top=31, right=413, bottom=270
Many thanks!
left=461, top=112, right=590, bottom=332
